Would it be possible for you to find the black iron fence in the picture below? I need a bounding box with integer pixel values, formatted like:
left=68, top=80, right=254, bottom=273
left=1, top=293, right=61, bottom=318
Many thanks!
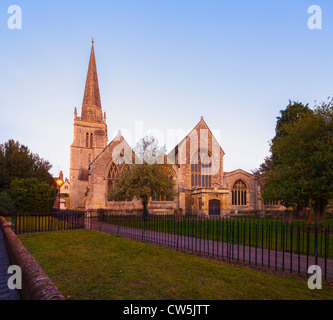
left=95, top=211, right=332, bottom=280
left=12, top=210, right=87, bottom=235
left=10, top=209, right=332, bottom=279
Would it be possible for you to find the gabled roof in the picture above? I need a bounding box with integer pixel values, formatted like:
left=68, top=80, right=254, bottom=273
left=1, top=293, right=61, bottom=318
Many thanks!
left=90, top=131, right=139, bottom=167
left=224, top=169, right=255, bottom=179
left=167, top=116, right=225, bottom=162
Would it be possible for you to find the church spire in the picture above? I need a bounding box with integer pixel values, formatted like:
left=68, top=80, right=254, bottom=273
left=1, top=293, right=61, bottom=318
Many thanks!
left=81, top=39, right=103, bottom=122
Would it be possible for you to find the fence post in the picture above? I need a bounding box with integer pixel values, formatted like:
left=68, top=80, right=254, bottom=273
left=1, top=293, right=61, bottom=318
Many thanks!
left=314, top=224, right=318, bottom=267
left=248, top=220, right=251, bottom=265
left=13, top=214, right=17, bottom=234
left=325, top=225, right=329, bottom=281
left=290, top=224, right=293, bottom=274
left=297, top=226, right=301, bottom=276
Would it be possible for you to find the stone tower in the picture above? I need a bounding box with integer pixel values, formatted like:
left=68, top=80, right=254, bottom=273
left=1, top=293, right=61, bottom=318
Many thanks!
left=70, top=40, right=108, bottom=209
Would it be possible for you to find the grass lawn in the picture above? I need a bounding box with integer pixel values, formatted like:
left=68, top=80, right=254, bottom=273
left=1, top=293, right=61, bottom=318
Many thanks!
left=6, top=214, right=84, bottom=234
left=19, top=229, right=333, bottom=300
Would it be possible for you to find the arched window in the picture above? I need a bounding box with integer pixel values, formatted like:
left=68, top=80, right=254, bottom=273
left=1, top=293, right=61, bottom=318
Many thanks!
left=232, top=180, right=247, bottom=206
left=191, top=152, right=212, bottom=188
left=90, top=133, right=94, bottom=148
left=86, top=133, right=89, bottom=148
left=151, top=166, right=175, bottom=202
left=107, top=161, right=122, bottom=190
left=88, top=154, right=92, bottom=166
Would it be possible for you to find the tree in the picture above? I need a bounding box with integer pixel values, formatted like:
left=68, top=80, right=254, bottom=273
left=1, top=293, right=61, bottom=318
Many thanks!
left=109, top=136, right=176, bottom=217
left=274, top=101, right=313, bottom=141
left=134, top=135, right=166, bottom=164
left=262, top=98, right=333, bottom=225
left=0, top=140, right=54, bottom=191
left=0, top=191, right=16, bottom=216
left=252, top=101, right=313, bottom=176
left=252, top=156, right=273, bottom=176
left=8, top=178, right=57, bottom=213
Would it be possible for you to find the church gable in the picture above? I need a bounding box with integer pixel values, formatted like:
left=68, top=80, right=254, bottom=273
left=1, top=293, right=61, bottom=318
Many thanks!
left=90, top=132, right=135, bottom=177
left=168, top=117, right=225, bottom=166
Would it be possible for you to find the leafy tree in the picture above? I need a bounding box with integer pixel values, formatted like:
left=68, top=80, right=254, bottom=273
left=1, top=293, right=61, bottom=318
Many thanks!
left=8, top=178, right=57, bottom=213
left=262, top=99, right=333, bottom=225
left=109, top=136, right=176, bottom=217
left=274, top=101, right=313, bottom=141
left=0, top=140, right=54, bottom=191
left=252, top=101, right=313, bottom=176
left=252, top=156, right=273, bottom=176
left=134, top=135, right=166, bottom=164
left=0, top=191, right=16, bottom=216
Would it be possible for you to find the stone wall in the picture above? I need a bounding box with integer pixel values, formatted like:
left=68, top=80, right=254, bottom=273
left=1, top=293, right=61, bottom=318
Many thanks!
left=0, top=217, right=65, bottom=300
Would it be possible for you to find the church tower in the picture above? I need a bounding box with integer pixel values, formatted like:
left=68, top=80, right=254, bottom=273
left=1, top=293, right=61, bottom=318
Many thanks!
left=70, top=39, right=108, bottom=209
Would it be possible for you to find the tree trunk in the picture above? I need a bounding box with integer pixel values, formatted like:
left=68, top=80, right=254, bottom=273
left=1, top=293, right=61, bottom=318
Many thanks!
left=282, top=210, right=293, bottom=224
left=313, top=201, right=327, bottom=227
left=142, top=199, right=149, bottom=220
left=295, top=205, right=306, bottom=219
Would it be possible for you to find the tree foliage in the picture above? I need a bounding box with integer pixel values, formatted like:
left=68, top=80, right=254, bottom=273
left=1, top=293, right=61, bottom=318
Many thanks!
left=0, top=191, right=16, bottom=216
left=109, top=136, right=175, bottom=217
left=134, top=135, right=166, bottom=164
left=8, top=178, right=57, bottom=214
left=274, top=101, right=313, bottom=141
left=252, top=101, right=313, bottom=176
left=0, top=140, right=54, bottom=191
left=262, top=99, right=333, bottom=224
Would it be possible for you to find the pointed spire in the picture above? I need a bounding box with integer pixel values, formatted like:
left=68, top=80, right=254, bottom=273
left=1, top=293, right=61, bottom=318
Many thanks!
left=81, top=39, right=103, bottom=121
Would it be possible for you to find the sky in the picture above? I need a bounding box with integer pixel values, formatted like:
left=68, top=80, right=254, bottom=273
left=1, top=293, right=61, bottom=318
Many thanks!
left=0, top=0, right=333, bottom=178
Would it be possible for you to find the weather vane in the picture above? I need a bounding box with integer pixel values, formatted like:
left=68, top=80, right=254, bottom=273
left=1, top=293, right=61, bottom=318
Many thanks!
left=91, top=35, right=94, bottom=44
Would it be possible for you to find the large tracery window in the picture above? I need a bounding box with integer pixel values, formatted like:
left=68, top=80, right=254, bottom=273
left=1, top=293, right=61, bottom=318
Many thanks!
left=191, top=152, right=212, bottom=188
left=232, top=180, right=247, bottom=206
left=107, top=160, right=125, bottom=190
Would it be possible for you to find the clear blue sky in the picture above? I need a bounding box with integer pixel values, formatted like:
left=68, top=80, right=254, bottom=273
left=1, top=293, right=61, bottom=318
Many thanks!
left=1, top=0, right=332, bottom=178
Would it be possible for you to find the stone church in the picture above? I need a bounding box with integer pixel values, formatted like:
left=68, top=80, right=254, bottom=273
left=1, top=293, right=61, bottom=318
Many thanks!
left=69, top=42, right=283, bottom=215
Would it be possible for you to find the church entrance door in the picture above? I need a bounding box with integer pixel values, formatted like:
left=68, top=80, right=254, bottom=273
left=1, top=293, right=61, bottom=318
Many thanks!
left=209, top=199, right=220, bottom=216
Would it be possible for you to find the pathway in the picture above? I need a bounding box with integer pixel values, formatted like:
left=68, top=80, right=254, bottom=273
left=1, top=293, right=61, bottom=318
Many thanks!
left=0, top=229, right=20, bottom=300
left=88, top=219, right=333, bottom=279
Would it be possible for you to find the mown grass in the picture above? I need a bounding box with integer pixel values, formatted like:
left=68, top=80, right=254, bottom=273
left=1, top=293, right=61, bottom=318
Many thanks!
left=19, top=229, right=333, bottom=300
left=6, top=214, right=83, bottom=234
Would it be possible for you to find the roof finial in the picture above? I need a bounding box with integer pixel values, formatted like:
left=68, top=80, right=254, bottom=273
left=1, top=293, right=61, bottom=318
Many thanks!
left=91, top=35, right=94, bottom=45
